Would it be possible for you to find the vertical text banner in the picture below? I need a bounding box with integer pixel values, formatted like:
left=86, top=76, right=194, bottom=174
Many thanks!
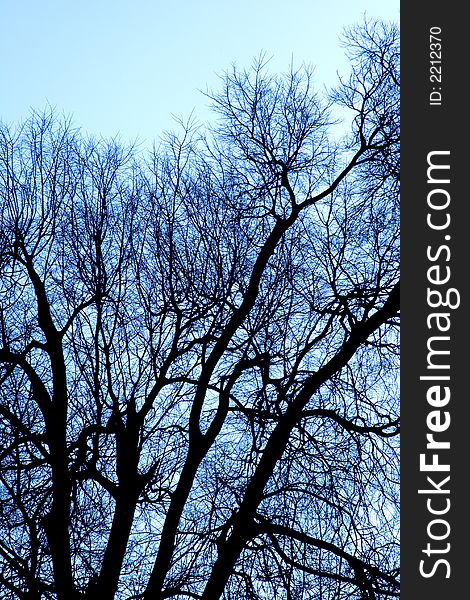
left=401, top=2, right=467, bottom=598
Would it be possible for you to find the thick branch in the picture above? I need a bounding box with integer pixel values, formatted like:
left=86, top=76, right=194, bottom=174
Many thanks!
left=200, top=281, right=399, bottom=599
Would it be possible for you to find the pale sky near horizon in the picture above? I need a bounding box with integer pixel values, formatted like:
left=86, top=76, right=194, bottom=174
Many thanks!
left=0, top=1, right=399, bottom=146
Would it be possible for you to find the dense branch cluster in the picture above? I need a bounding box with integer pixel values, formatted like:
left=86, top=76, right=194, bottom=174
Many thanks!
left=0, top=21, right=399, bottom=600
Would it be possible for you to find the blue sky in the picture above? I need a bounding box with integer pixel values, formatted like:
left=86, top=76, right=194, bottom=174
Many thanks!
left=0, top=1, right=399, bottom=145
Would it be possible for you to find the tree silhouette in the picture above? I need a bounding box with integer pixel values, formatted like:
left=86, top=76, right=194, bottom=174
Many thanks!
left=0, top=20, right=399, bottom=600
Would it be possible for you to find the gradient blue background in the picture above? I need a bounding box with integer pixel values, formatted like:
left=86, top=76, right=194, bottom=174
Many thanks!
left=1, top=1, right=399, bottom=145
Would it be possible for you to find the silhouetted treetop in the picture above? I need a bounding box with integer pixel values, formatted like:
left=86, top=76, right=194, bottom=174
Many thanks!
left=0, top=19, right=399, bottom=600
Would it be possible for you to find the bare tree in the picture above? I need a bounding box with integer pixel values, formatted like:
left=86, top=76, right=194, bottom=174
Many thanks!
left=0, top=20, right=399, bottom=600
